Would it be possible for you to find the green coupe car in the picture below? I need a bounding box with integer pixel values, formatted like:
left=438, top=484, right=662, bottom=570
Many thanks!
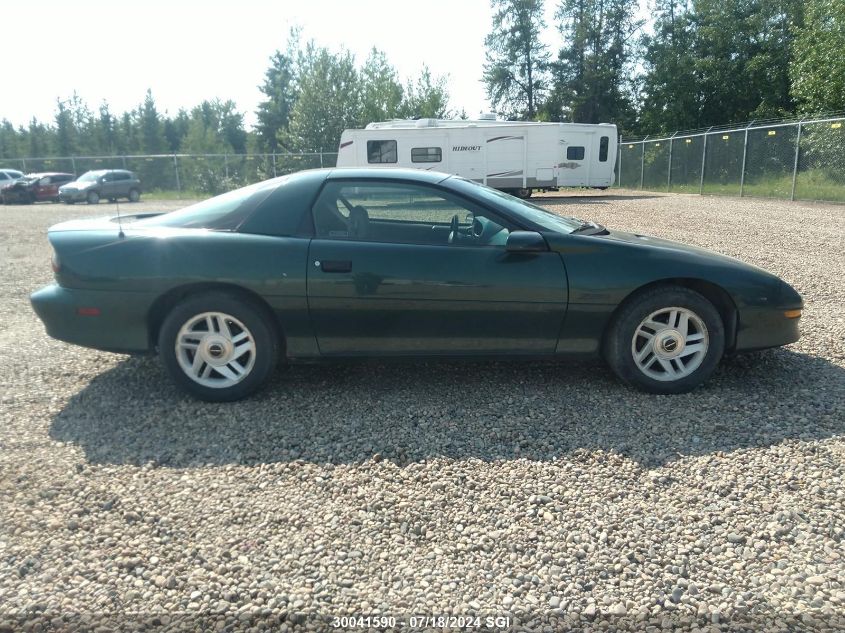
left=31, top=168, right=802, bottom=401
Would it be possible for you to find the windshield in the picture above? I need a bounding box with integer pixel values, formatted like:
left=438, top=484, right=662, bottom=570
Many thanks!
left=453, top=178, right=584, bottom=233
left=78, top=171, right=101, bottom=182
left=134, top=177, right=286, bottom=229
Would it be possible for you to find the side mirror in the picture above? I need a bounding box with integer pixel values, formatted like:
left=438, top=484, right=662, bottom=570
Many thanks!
left=506, top=231, right=548, bottom=253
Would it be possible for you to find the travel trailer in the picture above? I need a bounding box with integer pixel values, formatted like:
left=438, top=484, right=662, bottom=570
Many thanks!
left=336, top=117, right=617, bottom=197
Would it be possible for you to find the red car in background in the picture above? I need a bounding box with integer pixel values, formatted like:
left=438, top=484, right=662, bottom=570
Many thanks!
left=2, top=172, right=75, bottom=204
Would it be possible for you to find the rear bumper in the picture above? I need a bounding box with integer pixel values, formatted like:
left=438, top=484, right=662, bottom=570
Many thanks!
left=30, top=284, right=154, bottom=353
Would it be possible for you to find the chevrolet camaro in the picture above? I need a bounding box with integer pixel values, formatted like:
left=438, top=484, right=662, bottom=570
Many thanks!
left=31, top=168, right=802, bottom=401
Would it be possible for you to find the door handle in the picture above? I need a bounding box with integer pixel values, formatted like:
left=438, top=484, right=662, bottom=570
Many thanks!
left=318, top=260, right=352, bottom=273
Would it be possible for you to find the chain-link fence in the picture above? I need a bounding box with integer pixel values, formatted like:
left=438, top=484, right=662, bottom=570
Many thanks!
left=617, top=116, right=845, bottom=203
left=0, top=152, right=340, bottom=198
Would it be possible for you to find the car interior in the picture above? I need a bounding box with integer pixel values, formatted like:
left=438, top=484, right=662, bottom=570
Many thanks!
left=313, top=183, right=512, bottom=247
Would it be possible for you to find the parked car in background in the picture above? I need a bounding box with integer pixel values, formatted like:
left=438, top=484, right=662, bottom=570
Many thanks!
left=2, top=172, right=75, bottom=204
left=0, top=168, right=25, bottom=194
left=58, top=169, right=141, bottom=204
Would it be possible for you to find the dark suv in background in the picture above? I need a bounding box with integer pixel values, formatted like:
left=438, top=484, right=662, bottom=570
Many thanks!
left=58, top=169, right=142, bottom=204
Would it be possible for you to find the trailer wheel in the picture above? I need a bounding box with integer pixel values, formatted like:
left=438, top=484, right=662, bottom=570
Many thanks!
left=514, top=188, right=532, bottom=199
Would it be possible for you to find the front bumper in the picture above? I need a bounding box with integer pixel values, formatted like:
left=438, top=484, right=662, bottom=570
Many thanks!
left=2, top=189, right=33, bottom=203
left=58, top=190, right=89, bottom=202
left=734, top=306, right=802, bottom=352
left=31, top=284, right=155, bottom=353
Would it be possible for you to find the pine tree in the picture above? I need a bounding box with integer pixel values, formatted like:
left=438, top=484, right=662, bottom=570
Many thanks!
left=255, top=29, right=302, bottom=152
left=483, top=0, right=550, bottom=119
left=359, top=49, right=404, bottom=125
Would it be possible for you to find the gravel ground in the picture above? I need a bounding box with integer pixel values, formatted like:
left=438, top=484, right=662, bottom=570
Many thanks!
left=0, top=192, right=843, bottom=632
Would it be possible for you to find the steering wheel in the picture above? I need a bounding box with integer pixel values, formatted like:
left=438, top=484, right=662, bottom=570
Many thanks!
left=448, top=214, right=460, bottom=244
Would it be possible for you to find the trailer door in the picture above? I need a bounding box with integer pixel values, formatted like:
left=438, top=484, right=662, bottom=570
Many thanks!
left=558, top=133, right=591, bottom=186
left=485, top=133, right=525, bottom=190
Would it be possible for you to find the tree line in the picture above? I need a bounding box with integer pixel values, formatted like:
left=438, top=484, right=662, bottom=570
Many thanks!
left=0, top=0, right=842, bottom=163
left=484, top=0, right=844, bottom=133
left=0, top=29, right=450, bottom=161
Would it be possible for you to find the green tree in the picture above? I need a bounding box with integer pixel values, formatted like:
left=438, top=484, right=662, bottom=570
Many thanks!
left=94, top=101, right=118, bottom=155
left=138, top=89, right=167, bottom=154
left=26, top=118, right=51, bottom=158
left=255, top=29, right=302, bottom=152
left=359, top=48, right=404, bottom=124
left=164, top=109, right=190, bottom=153
left=691, top=0, right=801, bottom=126
left=483, top=0, right=551, bottom=119
left=0, top=120, right=21, bottom=159
left=401, top=67, right=451, bottom=119
left=639, top=0, right=700, bottom=133
left=548, top=0, right=642, bottom=128
left=54, top=98, right=77, bottom=156
left=790, top=0, right=844, bottom=113
left=280, top=45, right=360, bottom=152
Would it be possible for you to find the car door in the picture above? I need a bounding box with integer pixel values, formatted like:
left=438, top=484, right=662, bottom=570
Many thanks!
left=306, top=179, right=568, bottom=356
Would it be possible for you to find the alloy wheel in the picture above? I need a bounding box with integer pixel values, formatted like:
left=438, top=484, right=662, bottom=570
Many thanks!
left=175, top=311, right=256, bottom=388
left=631, top=306, right=709, bottom=382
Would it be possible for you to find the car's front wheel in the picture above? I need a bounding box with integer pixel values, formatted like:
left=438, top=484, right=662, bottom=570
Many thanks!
left=158, top=292, right=279, bottom=401
left=604, top=286, right=725, bottom=394
left=86, top=191, right=100, bottom=204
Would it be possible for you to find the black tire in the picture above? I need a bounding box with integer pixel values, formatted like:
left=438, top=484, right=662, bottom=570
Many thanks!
left=128, top=188, right=140, bottom=202
left=603, top=286, right=725, bottom=394
left=514, top=187, right=532, bottom=199
left=86, top=191, right=100, bottom=204
left=158, top=292, right=279, bottom=402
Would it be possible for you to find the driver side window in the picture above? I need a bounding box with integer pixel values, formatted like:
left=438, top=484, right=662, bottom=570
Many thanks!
left=312, top=181, right=511, bottom=247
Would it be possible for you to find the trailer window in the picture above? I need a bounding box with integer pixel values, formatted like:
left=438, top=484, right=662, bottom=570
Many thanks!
left=411, top=147, right=442, bottom=163
left=367, top=140, right=398, bottom=164
left=567, top=146, right=585, bottom=160
left=599, top=136, right=609, bottom=162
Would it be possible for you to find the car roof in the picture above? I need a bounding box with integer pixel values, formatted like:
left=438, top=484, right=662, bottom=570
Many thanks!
left=26, top=172, right=74, bottom=177
left=326, top=167, right=451, bottom=184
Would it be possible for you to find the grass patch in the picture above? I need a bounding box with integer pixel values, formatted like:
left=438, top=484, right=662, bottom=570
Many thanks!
left=142, top=189, right=205, bottom=201
left=622, top=169, right=845, bottom=203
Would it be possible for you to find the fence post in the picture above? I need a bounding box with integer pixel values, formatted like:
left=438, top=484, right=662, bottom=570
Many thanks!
left=320, top=152, right=324, bottom=169
left=71, top=156, right=76, bottom=175
left=122, top=156, right=127, bottom=169
left=173, top=155, right=181, bottom=195
left=617, top=136, right=622, bottom=187
left=700, top=127, right=712, bottom=194
left=272, top=153, right=277, bottom=178
left=21, top=158, right=26, bottom=172
left=667, top=133, right=676, bottom=192
left=224, top=154, right=229, bottom=180
left=790, top=120, right=803, bottom=201
left=640, top=137, right=647, bottom=190
left=739, top=121, right=753, bottom=197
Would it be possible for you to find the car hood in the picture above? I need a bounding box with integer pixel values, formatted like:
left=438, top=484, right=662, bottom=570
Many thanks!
left=61, top=181, right=95, bottom=190
left=551, top=227, right=777, bottom=275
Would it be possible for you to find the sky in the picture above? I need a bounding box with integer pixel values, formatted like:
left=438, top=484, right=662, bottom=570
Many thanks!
left=0, top=0, right=648, bottom=130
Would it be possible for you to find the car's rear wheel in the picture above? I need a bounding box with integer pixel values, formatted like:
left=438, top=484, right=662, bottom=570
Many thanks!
left=158, top=292, right=278, bottom=401
left=128, top=188, right=140, bottom=202
left=604, top=286, right=724, bottom=394
left=86, top=191, right=100, bottom=204
left=514, top=188, right=532, bottom=199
